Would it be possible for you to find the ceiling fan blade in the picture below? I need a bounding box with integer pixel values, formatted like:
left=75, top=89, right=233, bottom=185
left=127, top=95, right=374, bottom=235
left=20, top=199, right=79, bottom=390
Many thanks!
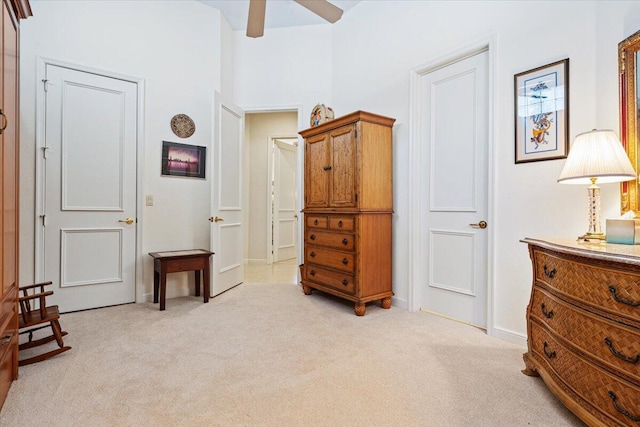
left=293, top=0, right=343, bottom=23
left=247, top=0, right=266, bottom=38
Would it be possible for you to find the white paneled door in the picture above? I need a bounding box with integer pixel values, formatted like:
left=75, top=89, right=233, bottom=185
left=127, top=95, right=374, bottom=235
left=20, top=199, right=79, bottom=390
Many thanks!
left=210, top=93, right=245, bottom=296
left=272, top=139, right=297, bottom=262
left=40, top=64, right=138, bottom=312
left=419, top=50, right=489, bottom=328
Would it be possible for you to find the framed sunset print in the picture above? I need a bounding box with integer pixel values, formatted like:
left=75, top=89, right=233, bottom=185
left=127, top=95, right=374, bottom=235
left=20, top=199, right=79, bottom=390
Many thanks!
left=514, top=59, right=569, bottom=163
left=161, top=141, right=206, bottom=178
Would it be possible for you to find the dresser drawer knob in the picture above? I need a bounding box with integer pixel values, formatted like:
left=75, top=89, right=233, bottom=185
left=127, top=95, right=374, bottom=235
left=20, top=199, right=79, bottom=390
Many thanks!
left=608, top=391, right=640, bottom=422
left=342, top=279, right=348, bottom=286
left=310, top=234, right=316, bottom=240
left=314, top=219, right=318, bottom=225
left=338, top=220, right=343, bottom=227
left=323, top=165, right=332, bottom=171
left=541, top=303, right=554, bottom=319
left=604, top=337, right=640, bottom=364
left=543, top=265, right=556, bottom=279
left=310, top=270, right=316, bottom=276
left=342, top=238, right=348, bottom=245
left=609, top=285, right=640, bottom=307
left=342, top=258, right=348, bottom=265
left=543, top=342, right=556, bottom=359
left=310, top=252, right=316, bottom=258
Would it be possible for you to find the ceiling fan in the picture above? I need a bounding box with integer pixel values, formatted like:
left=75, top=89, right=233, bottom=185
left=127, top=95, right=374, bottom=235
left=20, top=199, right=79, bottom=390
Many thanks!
left=247, top=0, right=344, bottom=38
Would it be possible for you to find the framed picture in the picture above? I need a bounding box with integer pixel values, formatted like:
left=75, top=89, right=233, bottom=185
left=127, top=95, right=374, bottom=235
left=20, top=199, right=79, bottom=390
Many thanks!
left=161, top=141, right=206, bottom=178
left=514, top=58, right=569, bottom=163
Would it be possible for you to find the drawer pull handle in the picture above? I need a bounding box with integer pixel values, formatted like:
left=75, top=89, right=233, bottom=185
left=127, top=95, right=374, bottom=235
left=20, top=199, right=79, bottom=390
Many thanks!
left=342, top=258, right=348, bottom=265
left=604, top=337, right=640, bottom=364
left=342, top=238, right=348, bottom=245
left=543, top=342, right=556, bottom=359
left=310, top=252, right=316, bottom=258
left=314, top=219, right=318, bottom=225
left=608, top=391, right=640, bottom=422
left=2, top=334, right=11, bottom=345
left=543, top=265, right=556, bottom=279
left=338, top=220, right=343, bottom=227
left=310, top=234, right=316, bottom=241
left=541, top=303, right=554, bottom=319
left=323, top=165, right=332, bottom=171
left=310, top=270, right=316, bottom=276
left=609, top=285, right=640, bottom=307
left=342, top=279, right=348, bottom=286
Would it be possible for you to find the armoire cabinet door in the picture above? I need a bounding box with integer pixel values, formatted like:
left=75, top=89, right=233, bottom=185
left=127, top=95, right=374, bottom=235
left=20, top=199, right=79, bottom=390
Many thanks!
left=305, top=133, right=330, bottom=208
left=328, top=125, right=356, bottom=207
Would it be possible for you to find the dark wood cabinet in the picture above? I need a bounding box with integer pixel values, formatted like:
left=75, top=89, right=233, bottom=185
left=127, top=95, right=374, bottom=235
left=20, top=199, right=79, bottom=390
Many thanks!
left=0, top=0, right=31, bottom=410
left=300, top=111, right=394, bottom=316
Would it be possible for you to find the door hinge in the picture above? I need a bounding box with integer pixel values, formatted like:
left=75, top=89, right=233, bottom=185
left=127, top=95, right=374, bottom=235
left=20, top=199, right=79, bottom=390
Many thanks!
left=40, top=214, right=47, bottom=227
left=42, top=79, right=49, bottom=92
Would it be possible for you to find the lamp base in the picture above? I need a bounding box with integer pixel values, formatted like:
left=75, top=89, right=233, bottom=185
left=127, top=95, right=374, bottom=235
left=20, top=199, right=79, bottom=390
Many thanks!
left=578, top=232, right=606, bottom=242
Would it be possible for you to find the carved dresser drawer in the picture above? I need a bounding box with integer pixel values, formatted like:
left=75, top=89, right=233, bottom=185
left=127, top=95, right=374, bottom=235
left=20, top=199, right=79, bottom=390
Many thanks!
left=305, top=246, right=355, bottom=273
left=522, top=238, right=640, bottom=426
left=305, top=229, right=355, bottom=251
left=533, top=250, right=640, bottom=328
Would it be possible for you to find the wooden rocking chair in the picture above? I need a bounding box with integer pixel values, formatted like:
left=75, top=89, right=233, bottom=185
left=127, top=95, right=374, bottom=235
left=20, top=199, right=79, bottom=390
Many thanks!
left=18, top=281, right=71, bottom=366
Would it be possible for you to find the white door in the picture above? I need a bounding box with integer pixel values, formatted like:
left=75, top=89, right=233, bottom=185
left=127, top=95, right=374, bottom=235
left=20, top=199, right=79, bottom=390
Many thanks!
left=419, top=50, right=489, bottom=328
left=40, top=64, right=137, bottom=312
left=210, top=92, right=244, bottom=296
left=272, top=139, right=298, bottom=262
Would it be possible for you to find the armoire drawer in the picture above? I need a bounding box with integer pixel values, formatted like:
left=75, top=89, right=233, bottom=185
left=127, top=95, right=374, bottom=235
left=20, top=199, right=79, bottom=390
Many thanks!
left=531, top=287, right=640, bottom=384
left=305, top=229, right=355, bottom=251
left=306, top=215, right=328, bottom=229
left=305, top=264, right=355, bottom=295
left=328, top=216, right=355, bottom=232
left=530, top=322, right=640, bottom=426
left=533, top=250, right=640, bottom=327
left=305, top=246, right=355, bottom=272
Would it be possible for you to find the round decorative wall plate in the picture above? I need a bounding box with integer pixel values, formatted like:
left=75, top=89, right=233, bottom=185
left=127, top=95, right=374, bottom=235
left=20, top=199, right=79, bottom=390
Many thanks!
left=170, top=114, right=196, bottom=138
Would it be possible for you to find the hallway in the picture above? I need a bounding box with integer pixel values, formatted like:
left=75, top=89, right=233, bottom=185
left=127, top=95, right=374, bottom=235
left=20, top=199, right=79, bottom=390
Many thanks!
left=244, top=259, right=298, bottom=285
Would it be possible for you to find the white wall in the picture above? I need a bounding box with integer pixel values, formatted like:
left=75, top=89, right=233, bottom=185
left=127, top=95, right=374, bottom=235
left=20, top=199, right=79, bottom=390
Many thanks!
left=232, top=0, right=640, bottom=343
left=245, top=112, right=298, bottom=264
left=19, top=0, right=229, bottom=299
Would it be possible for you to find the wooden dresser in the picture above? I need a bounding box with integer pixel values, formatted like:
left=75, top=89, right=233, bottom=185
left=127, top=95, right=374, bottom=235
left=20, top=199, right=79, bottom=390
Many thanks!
left=300, top=111, right=394, bottom=316
left=1, top=0, right=31, bottom=410
left=522, top=238, right=640, bottom=426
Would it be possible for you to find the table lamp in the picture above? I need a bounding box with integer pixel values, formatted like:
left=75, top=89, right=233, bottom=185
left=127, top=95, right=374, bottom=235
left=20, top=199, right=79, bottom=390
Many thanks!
left=557, top=129, right=636, bottom=241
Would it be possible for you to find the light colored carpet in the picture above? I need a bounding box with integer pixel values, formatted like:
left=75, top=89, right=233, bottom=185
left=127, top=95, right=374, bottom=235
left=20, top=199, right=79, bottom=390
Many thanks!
left=1, top=282, right=582, bottom=426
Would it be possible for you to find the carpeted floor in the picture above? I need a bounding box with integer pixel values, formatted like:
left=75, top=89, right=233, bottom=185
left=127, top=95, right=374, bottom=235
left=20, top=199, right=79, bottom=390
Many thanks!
left=1, top=279, right=583, bottom=426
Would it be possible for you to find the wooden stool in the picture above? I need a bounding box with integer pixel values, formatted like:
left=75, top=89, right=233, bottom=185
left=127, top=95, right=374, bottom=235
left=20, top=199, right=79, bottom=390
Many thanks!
left=148, top=249, right=214, bottom=311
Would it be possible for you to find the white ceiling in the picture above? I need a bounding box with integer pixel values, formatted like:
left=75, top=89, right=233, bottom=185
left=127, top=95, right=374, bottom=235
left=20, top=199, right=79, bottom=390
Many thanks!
left=198, top=0, right=361, bottom=31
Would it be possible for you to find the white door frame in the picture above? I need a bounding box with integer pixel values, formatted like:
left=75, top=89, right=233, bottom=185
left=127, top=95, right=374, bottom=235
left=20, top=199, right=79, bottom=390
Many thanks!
left=35, top=57, right=146, bottom=303
left=244, top=105, right=305, bottom=268
left=408, top=37, right=496, bottom=336
left=267, top=136, right=298, bottom=264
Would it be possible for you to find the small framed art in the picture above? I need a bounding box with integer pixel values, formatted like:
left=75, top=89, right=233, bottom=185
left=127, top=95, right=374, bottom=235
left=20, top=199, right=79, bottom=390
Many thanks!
left=161, top=141, right=206, bottom=178
left=514, top=58, right=569, bottom=163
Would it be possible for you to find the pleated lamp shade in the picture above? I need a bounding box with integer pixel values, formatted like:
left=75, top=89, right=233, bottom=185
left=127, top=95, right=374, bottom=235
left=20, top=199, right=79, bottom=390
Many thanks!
left=558, top=129, right=636, bottom=184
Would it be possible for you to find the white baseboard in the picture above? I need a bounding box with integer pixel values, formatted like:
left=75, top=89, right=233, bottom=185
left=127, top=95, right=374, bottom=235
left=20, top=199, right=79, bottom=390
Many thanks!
left=492, top=326, right=527, bottom=347
left=245, top=259, right=267, bottom=265
left=391, top=295, right=408, bottom=310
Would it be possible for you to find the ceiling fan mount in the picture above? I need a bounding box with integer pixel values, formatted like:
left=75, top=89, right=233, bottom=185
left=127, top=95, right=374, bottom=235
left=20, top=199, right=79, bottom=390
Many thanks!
left=247, top=0, right=344, bottom=38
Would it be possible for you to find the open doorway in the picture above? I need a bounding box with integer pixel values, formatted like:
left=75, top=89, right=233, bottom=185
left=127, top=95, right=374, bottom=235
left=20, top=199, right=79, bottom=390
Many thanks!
left=271, top=137, right=298, bottom=263
left=244, top=111, right=300, bottom=266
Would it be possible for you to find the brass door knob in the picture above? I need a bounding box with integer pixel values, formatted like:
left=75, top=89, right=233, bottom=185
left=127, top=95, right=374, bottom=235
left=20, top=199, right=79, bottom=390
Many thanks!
left=118, top=218, right=134, bottom=225
left=470, top=220, right=487, bottom=229
left=209, top=216, right=225, bottom=223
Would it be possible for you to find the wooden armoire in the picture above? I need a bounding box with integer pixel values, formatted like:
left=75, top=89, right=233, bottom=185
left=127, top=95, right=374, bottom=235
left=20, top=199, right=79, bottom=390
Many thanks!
left=0, top=0, right=31, bottom=410
left=300, top=111, right=395, bottom=316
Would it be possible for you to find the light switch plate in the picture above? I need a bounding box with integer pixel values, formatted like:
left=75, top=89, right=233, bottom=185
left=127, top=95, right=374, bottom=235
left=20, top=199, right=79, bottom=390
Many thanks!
left=145, top=195, right=154, bottom=206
